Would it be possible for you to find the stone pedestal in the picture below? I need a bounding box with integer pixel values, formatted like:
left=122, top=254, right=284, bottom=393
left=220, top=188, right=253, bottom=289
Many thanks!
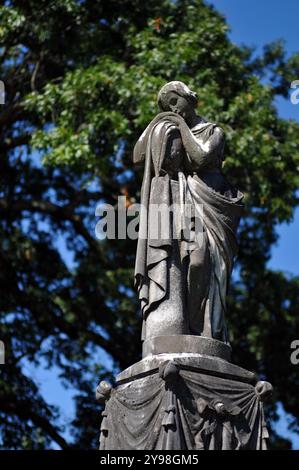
left=97, top=336, right=272, bottom=450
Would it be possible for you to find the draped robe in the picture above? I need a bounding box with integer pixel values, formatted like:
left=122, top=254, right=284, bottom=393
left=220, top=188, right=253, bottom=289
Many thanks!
left=133, top=112, right=243, bottom=343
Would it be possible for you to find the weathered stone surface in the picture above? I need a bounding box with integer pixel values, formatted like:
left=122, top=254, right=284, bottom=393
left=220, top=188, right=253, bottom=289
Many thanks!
left=116, top=352, right=256, bottom=385
left=142, top=334, right=232, bottom=361
left=134, top=81, right=244, bottom=343
left=99, top=354, right=270, bottom=450
left=96, top=81, right=273, bottom=450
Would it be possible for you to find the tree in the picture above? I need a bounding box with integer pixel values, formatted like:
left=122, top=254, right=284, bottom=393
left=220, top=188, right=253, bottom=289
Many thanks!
left=0, top=0, right=299, bottom=449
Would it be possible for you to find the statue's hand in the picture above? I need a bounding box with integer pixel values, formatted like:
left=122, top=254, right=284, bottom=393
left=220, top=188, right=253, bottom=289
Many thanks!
left=166, top=114, right=186, bottom=127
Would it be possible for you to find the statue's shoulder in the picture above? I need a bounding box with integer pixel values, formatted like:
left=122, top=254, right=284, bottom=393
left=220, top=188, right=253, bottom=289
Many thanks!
left=133, top=114, right=181, bottom=165
left=192, top=117, right=225, bottom=141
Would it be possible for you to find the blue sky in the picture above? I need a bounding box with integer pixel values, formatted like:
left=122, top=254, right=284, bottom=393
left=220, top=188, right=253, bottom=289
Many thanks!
left=207, top=2, right=299, bottom=278
left=27, top=0, right=299, bottom=449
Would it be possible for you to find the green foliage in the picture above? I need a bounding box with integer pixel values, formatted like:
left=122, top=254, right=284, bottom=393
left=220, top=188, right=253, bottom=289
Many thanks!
left=0, top=0, right=299, bottom=449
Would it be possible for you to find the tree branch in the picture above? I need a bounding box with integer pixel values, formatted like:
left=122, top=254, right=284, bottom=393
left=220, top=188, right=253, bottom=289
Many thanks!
left=0, top=198, right=104, bottom=260
left=0, top=133, right=31, bottom=151
left=1, top=399, right=69, bottom=449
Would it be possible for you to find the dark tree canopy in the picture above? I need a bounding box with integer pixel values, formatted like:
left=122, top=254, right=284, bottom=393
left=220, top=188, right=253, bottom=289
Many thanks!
left=0, top=0, right=299, bottom=449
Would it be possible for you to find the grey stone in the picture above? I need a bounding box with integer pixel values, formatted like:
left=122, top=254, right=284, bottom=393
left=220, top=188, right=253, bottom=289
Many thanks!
left=142, top=334, right=232, bottom=361
left=116, top=352, right=256, bottom=385
left=100, top=355, right=271, bottom=450
left=133, top=80, right=243, bottom=343
left=96, top=81, right=273, bottom=451
left=96, top=381, right=113, bottom=404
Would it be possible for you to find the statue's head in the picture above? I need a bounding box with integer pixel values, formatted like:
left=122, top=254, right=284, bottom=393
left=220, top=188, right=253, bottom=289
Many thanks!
left=157, top=81, right=198, bottom=120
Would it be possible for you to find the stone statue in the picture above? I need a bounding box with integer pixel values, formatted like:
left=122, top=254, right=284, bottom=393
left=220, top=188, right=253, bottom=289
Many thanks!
left=133, top=81, right=243, bottom=344
left=96, top=81, right=272, bottom=451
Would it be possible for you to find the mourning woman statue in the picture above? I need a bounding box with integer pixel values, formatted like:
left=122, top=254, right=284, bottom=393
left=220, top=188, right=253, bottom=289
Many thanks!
left=133, top=81, right=243, bottom=345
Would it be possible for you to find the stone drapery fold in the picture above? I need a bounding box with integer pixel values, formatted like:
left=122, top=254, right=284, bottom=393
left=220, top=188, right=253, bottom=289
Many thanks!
left=100, top=367, right=268, bottom=450
left=134, top=112, right=243, bottom=341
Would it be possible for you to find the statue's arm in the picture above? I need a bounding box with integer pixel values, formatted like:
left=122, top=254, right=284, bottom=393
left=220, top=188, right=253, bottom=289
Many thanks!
left=170, top=116, right=225, bottom=169
left=181, top=123, right=224, bottom=169
left=160, top=125, right=185, bottom=177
